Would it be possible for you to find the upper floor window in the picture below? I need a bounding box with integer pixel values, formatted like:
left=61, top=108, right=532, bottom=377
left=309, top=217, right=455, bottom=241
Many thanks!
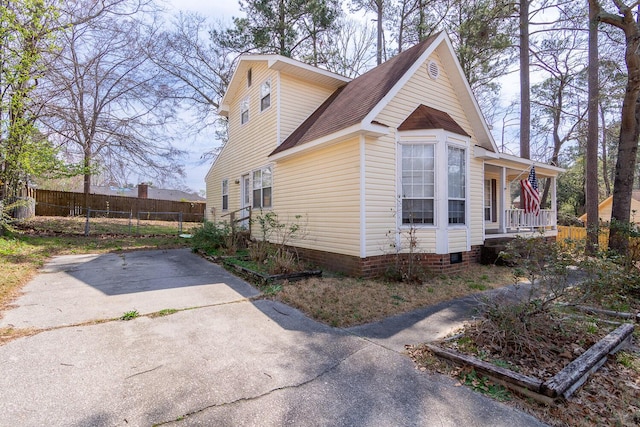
left=252, top=166, right=272, bottom=208
left=241, top=96, right=249, bottom=124
left=247, top=68, right=252, bottom=87
left=260, top=79, right=271, bottom=111
left=401, top=144, right=435, bottom=224
left=448, top=146, right=466, bottom=224
left=222, top=179, right=229, bottom=211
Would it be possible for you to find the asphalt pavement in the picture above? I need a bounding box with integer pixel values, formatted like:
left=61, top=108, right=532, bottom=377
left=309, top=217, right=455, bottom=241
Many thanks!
left=0, top=249, right=547, bottom=426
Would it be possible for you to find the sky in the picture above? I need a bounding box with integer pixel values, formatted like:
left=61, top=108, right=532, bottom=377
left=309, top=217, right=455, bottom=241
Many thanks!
left=163, top=0, right=523, bottom=193
left=164, top=0, right=241, bottom=194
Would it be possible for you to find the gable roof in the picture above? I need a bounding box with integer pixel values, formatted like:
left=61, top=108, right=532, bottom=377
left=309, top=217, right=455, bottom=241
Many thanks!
left=398, top=104, right=470, bottom=136
left=270, top=34, right=440, bottom=156
left=578, top=190, right=640, bottom=222
left=219, top=55, right=350, bottom=117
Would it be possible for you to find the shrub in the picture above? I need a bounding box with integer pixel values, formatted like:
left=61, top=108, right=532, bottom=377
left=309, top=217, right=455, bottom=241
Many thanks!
left=191, top=221, right=232, bottom=254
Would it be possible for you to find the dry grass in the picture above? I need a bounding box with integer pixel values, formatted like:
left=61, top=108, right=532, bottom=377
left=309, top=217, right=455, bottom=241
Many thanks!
left=273, top=264, right=515, bottom=327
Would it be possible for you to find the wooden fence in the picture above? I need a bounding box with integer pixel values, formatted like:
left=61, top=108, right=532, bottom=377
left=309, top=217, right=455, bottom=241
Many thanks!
left=557, top=226, right=610, bottom=249
left=32, top=189, right=205, bottom=222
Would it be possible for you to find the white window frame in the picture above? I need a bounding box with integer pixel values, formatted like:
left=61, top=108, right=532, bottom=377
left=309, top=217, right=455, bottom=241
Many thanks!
left=260, top=79, right=271, bottom=112
left=240, top=96, right=250, bottom=125
left=447, top=145, right=466, bottom=225
left=399, top=142, right=436, bottom=225
left=252, top=165, right=272, bottom=209
left=222, top=179, right=229, bottom=211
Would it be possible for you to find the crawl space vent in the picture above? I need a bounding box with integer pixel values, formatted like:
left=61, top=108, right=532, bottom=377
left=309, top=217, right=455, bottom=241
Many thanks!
left=427, top=61, right=439, bottom=80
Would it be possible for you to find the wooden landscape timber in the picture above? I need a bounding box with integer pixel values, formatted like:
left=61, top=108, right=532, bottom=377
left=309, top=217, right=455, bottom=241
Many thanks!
left=427, top=322, right=635, bottom=404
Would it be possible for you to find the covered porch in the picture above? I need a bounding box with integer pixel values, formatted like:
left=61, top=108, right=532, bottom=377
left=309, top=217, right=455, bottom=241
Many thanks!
left=475, top=148, right=564, bottom=241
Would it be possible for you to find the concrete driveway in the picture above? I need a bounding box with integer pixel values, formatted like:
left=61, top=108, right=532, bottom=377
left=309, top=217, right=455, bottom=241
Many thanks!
left=0, top=249, right=546, bottom=427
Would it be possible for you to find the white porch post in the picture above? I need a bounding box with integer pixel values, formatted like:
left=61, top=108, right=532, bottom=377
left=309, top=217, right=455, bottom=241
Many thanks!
left=499, top=166, right=507, bottom=233
left=551, top=176, right=557, bottom=229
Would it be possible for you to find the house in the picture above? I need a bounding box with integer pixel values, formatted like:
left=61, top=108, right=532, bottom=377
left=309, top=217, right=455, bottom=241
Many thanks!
left=205, top=32, right=563, bottom=277
left=69, top=183, right=205, bottom=202
left=578, top=190, right=640, bottom=225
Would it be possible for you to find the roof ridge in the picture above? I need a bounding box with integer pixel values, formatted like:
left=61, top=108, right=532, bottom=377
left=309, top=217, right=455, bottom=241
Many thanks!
left=270, top=34, right=440, bottom=157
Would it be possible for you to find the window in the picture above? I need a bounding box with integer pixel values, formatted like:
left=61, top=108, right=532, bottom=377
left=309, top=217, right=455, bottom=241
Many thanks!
left=222, top=179, right=229, bottom=211
left=260, top=79, right=271, bottom=111
left=240, top=96, right=249, bottom=124
left=448, top=146, right=466, bottom=224
left=401, top=144, right=435, bottom=224
left=252, top=166, right=272, bottom=208
left=247, top=68, right=252, bottom=87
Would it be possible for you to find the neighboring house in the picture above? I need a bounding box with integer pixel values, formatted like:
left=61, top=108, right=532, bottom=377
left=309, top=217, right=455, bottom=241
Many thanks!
left=578, top=190, right=640, bottom=225
left=71, top=183, right=205, bottom=202
left=205, top=32, right=563, bottom=276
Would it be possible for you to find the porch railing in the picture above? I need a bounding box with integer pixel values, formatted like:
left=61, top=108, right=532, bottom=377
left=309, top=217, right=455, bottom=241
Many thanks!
left=505, top=209, right=556, bottom=231
left=221, top=206, right=252, bottom=234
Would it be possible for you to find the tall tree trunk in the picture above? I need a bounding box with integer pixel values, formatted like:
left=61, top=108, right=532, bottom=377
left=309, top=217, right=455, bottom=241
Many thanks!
left=83, top=145, right=91, bottom=196
left=586, top=0, right=600, bottom=254
left=418, top=0, right=425, bottom=41
left=279, top=0, right=286, bottom=56
left=376, top=0, right=383, bottom=65
left=600, top=104, right=611, bottom=196
left=519, top=0, right=530, bottom=159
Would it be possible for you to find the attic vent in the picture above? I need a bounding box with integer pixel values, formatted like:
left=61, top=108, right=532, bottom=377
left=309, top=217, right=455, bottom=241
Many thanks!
left=427, top=60, right=439, bottom=80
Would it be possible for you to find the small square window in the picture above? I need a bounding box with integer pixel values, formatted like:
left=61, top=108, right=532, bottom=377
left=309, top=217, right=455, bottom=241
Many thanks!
left=450, top=252, right=463, bottom=264
left=260, top=80, right=271, bottom=111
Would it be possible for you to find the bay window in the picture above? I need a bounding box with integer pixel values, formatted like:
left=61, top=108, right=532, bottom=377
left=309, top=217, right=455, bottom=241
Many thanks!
left=447, top=146, right=466, bottom=224
left=401, top=144, right=435, bottom=224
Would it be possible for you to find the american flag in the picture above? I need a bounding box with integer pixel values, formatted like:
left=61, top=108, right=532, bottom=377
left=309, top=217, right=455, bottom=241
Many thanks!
left=521, top=166, right=540, bottom=216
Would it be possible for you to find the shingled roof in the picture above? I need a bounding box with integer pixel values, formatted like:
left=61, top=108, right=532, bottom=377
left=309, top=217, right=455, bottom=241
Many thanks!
left=270, top=33, right=440, bottom=157
left=398, top=104, right=470, bottom=136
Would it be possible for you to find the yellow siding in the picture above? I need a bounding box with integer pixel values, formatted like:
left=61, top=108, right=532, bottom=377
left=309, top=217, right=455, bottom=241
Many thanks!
left=468, top=155, right=484, bottom=246
left=579, top=197, right=640, bottom=224
left=275, top=138, right=361, bottom=256
left=206, top=63, right=278, bottom=220
left=364, top=135, right=397, bottom=255
left=376, top=52, right=478, bottom=146
left=365, top=51, right=484, bottom=255
left=448, top=229, right=468, bottom=252
left=279, top=74, right=336, bottom=143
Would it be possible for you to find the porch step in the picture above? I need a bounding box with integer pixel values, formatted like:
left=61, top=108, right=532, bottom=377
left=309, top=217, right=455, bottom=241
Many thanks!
left=481, top=237, right=515, bottom=265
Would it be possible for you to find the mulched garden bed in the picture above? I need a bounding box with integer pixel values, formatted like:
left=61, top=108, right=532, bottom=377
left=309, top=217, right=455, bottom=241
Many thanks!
left=408, top=309, right=640, bottom=427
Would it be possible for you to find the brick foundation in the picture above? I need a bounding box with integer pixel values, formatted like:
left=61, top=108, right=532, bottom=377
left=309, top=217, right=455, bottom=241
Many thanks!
left=294, top=244, right=485, bottom=278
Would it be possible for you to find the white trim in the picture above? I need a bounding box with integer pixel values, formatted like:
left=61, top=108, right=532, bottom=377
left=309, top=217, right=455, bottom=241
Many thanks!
left=473, top=145, right=499, bottom=159
left=259, top=78, right=272, bottom=113
left=240, top=95, right=250, bottom=125
left=493, top=152, right=566, bottom=173
left=220, top=54, right=350, bottom=113
left=269, top=124, right=388, bottom=161
left=263, top=56, right=351, bottom=82
left=360, top=135, right=366, bottom=258
left=435, top=136, right=447, bottom=254
left=221, top=178, right=229, bottom=211
left=394, top=130, right=402, bottom=249
left=397, top=136, right=438, bottom=229
left=363, top=32, right=445, bottom=127
left=499, top=167, right=507, bottom=234
left=465, top=145, right=471, bottom=251
left=276, top=72, right=281, bottom=144
left=437, top=35, right=498, bottom=152
left=250, top=164, right=274, bottom=210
